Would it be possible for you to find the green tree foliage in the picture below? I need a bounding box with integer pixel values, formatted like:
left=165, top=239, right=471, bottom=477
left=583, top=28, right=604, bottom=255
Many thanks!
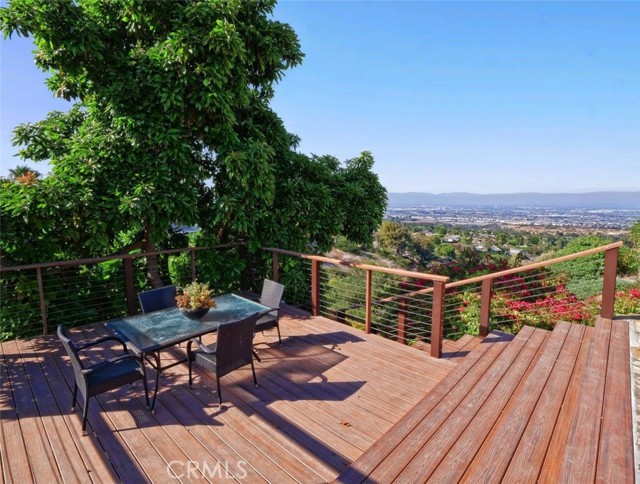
left=551, top=235, right=611, bottom=298
left=376, top=221, right=414, bottom=256
left=0, top=0, right=386, bottom=276
left=620, top=219, right=640, bottom=276
left=435, top=243, right=456, bottom=258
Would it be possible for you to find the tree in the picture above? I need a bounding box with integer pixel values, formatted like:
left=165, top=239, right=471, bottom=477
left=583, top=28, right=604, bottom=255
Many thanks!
left=8, top=164, right=41, bottom=180
left=376, top=221, right=414, bottom=257
left=435, top=244, right=456, bottom=258
left=0, top=1, right=386, bottom=285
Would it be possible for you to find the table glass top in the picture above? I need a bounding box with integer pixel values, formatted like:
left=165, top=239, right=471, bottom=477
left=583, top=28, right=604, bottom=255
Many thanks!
left=105, top=293, right=270, bottom=352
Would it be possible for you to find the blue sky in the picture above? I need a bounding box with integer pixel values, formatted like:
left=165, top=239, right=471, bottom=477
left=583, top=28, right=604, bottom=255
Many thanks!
left=1, top=1, right=639, bottom=194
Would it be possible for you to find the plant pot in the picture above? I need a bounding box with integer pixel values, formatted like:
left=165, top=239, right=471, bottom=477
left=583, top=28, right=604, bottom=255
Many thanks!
left=180, top=307, right=210, bottom=320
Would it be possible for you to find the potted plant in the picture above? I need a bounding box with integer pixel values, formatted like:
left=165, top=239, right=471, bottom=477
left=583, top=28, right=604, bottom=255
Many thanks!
left=175, top=281, right=216, bottom=320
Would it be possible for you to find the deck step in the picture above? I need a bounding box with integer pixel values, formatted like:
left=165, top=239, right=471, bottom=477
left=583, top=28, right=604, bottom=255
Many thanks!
left=336, top=318, right=634, bottom=483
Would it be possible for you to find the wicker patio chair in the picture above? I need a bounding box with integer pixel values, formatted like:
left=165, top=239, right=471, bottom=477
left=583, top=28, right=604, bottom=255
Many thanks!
left=138, top=285, right=177, bottom=313
left=57, top=325, right=149, bottom=434
left=187, top=313, right=260, bottom=406
left=254, top=279, right=285, bottom=345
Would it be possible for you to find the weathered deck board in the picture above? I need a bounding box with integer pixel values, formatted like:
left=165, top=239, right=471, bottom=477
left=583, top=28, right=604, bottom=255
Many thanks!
left=0, top=339, right=35, bottom=484
left=335, top=329, right=519, bottom=483
left=556, top=318, right=612, bottom=482
left=392, top=327, right=549, bottom=483
left=461, top=322, right=571, bottom=482
left=2, top=338, right=62, bottom=480
left=596, top=318, right=634, bottom=482
left=336, top=318, right=634, bottom=484
left=538, top=325, right=595, bottom=482
left=1, top=306, right=453, bottom=483
left=4, top=309, right=633, bottom=484
left=502, top=323, right=586, bottom=482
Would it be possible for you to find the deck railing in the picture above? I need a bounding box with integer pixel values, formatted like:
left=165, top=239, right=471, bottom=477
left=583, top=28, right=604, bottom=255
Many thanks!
left=264, top=248, right=450, bottom=357
left=1, top=241, right=623, bottom=356
left=0, top=243, right=243, bottom=339
left=264, top=242, right=622, bottom=358
left=445, top=241, right=621, bottom=337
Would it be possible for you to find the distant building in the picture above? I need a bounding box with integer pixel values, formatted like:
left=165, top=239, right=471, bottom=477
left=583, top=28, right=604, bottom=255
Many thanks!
left=444, top=235, right=461, bottom=243
left=490, top=245, right=502, bottom=253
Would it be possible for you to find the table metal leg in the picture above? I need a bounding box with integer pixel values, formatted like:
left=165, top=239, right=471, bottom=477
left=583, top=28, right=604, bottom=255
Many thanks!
left=149, top=352, right=161, bottom=413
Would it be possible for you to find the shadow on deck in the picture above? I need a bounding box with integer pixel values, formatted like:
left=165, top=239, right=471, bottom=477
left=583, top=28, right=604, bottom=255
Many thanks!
left=0, top=305, right=455, bottom=483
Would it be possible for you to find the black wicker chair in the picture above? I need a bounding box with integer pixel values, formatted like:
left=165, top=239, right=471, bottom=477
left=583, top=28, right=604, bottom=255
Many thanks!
left=187, top=313, right=260, bottom=406
left=254, top=279, right=285, bottom=345
left=57, top=325, right=149, bottom=433
left=138, top=285, right=177, bottom=313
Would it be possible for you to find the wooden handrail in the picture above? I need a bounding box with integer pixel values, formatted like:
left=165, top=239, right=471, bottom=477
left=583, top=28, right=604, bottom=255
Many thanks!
left=446, top=241, right=623, bottom=289
left=264, top=242, right=621, bottom=359
left=0, top=242, right=244, bottom=272
left=263, top=247, right=450, bottom=283
left=378, top=241, right=625, bottom=303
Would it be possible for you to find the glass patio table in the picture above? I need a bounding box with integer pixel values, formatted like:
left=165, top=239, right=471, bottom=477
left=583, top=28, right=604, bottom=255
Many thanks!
left=105, top=293, right=271, bottom=411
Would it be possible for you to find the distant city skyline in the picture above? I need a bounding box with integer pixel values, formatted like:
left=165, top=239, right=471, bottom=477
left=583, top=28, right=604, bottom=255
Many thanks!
left=1, top=2, right=639, bottom=193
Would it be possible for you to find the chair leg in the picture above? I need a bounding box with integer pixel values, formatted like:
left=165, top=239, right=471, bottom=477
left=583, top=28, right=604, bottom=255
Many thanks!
left=216, top=378, right=222, bottom=406
left=251, top=360, right=258, bottom=388
left=141, top=368, right=150, bottom=409
left=71, top=383, right=78, bottom=411
left=252, top=349, right=261, bottom=363
left=81, top=397, right=90, bottom=434
left=276, top=322, right=282, bottom=345
left=188, top=358, right=193, bottom=386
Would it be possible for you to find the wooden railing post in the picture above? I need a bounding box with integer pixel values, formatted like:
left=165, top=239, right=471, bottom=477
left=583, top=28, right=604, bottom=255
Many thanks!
left=190, top=247, right=197, bottom=282
left=123, top=257, right=137, bottom=316
left=600, top=246, right=618, bottom=320
left=311, top=259, right=320, bottom=316
left=479, top=278, right=493, bottom=337
left=36, top=267, right=48, bottom=335
left=431, top=281, right=445, bottom=358
left=272, top=251, right=279, bottom=283
left=397, top=297, right=406, bottom=344
left=365, top=270, right=372, bottom=334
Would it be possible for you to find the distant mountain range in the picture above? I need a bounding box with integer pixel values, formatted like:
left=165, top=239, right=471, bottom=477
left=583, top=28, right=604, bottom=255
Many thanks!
left=387, top=192, right=640, bottom=209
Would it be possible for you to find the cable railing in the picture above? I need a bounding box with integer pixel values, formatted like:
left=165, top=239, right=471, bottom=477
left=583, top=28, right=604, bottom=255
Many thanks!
left=0, top=243, right=243, bottom=340
left=1, top=241, right=623, bottom=357
left=263, top=242, right=622, bottom=358
left=263, top=248, right=450, bottom=357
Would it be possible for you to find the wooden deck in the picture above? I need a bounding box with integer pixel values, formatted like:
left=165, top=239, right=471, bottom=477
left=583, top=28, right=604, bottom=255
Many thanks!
left=337, top=317, right=635, bottom=483
left=0, top=305, right=456, bottom=483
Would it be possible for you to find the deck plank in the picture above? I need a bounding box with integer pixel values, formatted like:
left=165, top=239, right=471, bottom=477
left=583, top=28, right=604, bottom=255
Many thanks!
left=460, top=322, right=569, bottom=483
left=1, top=339, right=62, bottom=481
left=0, top=340, right=34, bottom=484
left=390, top=327, right=549, bottom=484
left=555, top=318, right=612, bottom=482
left=14, top=335, right=107, bottom=484
left=502, top=323, right=586, bottom=482
left=596, top=318, right=634, bottom=481
left=533, top=325, right=594, bottom=483
left=274, top=318, right=438, bottom=412
left=335, top=329, right=519, bottom=483
left=5, top=306, right=633, bottom=484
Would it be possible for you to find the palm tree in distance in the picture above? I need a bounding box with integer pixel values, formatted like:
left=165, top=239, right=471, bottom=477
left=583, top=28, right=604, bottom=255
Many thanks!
left=8, top=164, right=41, bottom=179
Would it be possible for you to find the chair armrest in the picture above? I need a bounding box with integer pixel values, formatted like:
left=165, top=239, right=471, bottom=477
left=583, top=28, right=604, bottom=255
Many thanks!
left=187, top=338, right=215, bottom=355
left=78, top=336, right=128, bottom=354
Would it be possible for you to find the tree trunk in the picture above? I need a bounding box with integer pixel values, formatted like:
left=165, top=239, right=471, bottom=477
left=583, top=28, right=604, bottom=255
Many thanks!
left=144, top=225, right=163, bottom=288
